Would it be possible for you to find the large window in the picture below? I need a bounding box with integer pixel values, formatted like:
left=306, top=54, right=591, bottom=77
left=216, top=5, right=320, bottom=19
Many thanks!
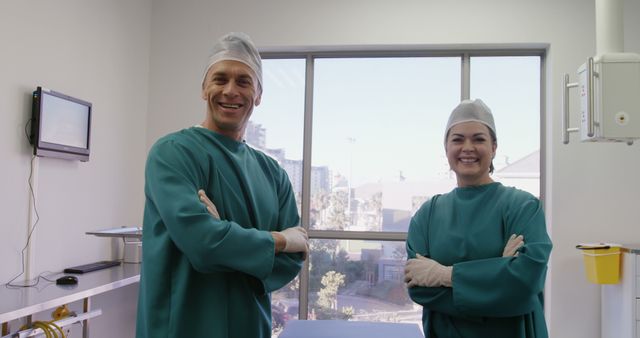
left=470, top=56, right=542, bottom=196
left=248, top=50, right=543, bottom=336
left=311, top=57, right=460, bottom=232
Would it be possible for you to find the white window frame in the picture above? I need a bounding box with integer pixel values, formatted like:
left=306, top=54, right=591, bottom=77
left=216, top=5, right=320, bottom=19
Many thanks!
left=261, top=45, right=548, bottom=320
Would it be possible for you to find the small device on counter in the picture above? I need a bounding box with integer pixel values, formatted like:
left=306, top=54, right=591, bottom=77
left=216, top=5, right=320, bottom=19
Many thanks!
left=63, top=260, right=121, bottom=274
left=56, top=275, right=78, bottom=285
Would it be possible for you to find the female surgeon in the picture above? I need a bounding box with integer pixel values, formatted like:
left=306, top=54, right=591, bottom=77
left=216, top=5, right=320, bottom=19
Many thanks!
left=404, top=99, right=552, bottom=338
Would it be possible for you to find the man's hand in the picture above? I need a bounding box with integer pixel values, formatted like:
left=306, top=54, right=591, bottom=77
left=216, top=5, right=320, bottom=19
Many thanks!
left=198, top=189, right=220, bottom=219
left=275, top=226, right=309, bottom=260
left=503, top=234, right=524, bottom=257
left=198, top=189, right=309, bottom=260
left=404, top=254, right=452, bottom=288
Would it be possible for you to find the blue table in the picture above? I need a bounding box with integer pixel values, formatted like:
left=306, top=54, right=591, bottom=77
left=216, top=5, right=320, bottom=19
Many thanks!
left=279, top=320, right=424, bottom=338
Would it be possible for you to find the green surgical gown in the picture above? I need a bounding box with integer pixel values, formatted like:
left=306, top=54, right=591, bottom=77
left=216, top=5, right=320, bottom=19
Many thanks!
left=136, top=127, right=303, bottom=338
left=406, top=182, right=552, bottom=338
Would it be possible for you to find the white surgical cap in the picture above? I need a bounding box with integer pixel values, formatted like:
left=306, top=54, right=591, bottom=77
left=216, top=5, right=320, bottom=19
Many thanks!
left=201, top=32, right=263, bottom=90
left=444, top=99, right=496, bottom=143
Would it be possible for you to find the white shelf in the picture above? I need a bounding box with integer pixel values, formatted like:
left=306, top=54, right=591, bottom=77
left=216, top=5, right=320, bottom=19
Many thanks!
left=85, top=227, right=141, bottom=239
left=3, top=309, right=102, bottom=338
left=0, top=264, right=139, bottom=324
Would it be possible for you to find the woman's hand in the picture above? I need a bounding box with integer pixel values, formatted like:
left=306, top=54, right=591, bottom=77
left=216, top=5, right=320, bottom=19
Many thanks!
left=503, top=234, right=524, bottom=257
left=198, top=189, right=220, bottom=219
left=404, top=254, right=452, bottom=288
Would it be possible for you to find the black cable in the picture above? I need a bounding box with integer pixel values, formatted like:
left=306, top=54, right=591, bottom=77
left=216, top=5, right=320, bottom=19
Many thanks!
left=40, top=273, right=58, bottom=283
left=25, top=118, right=33, bottom=143
left=5, top=271, right=60, bottom=290
left=5, top=154, right=42, bottom=288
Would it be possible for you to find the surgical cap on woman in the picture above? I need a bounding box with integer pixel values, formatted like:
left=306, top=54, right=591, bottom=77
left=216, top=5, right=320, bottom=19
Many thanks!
left=444, top=99, right=496, bottom=143
left=202, top=32, right=263, bottom=90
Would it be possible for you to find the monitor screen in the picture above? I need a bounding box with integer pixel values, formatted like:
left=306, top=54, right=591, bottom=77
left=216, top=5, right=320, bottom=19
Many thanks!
left=40, top=92, right=90, bottom=149
left=31, top=87, right=92, bottom=161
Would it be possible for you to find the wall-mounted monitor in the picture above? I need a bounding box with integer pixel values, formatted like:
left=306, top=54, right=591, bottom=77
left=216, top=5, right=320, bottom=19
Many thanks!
left=30, top=87, right=92, bottom=161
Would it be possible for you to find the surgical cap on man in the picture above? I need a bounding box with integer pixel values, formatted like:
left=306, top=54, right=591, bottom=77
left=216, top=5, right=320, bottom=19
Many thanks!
left=201, top=32, right=263, bottom=91
left=444, top=99, right=496, bottom=143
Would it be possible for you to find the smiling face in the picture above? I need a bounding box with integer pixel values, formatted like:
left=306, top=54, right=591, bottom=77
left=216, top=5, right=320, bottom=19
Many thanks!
left=201, top=60, right=262, bottom=140
left=445, top=121, right=497, bottom=187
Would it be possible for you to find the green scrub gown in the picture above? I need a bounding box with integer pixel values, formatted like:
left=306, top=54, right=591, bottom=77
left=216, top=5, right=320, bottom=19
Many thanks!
left=406, top=182, right=552, bottom=338
left=136, top=127, right=303, bottom=338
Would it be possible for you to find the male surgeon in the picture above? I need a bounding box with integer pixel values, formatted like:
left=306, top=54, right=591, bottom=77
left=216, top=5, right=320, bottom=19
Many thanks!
left=136, top=32, right=308, bottom=338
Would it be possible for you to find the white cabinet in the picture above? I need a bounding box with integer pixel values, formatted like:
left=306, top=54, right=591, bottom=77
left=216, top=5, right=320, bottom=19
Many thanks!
left=602, top=250, right=639, bottom=338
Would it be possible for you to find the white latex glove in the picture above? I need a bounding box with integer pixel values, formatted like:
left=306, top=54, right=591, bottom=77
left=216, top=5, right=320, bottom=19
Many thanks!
left=279, top=226, right=309, bottom=259
left=198, top=189, right=220, bottom=219
left=404, top=254, right=453, bottom=288
left=502, top=234, right=524, bottom=257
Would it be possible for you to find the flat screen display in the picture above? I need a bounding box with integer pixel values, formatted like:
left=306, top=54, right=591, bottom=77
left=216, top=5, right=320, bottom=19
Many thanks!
left=40, top=92, right=90, bottom=149
left=31, top=87, right=92, bottom=161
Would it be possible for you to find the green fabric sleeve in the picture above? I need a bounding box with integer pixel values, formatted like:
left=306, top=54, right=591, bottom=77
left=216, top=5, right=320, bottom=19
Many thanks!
left=452, top=198, right=552, bottom=317
left=406, top=186, right=551, bottom=336
left=406, top=201, right=473, bottom=319
left=146, top=139, right=275, bottom=280
left=258, top=168, right=304, bottom=294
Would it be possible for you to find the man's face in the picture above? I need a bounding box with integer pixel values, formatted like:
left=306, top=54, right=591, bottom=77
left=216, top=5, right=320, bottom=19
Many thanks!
left=201, top=60, right=262, bottom=139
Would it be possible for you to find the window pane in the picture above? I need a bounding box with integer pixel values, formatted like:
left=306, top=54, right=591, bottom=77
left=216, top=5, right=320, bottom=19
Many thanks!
left=248, top=58, right=306, bottom=214
left=307, top=239, right=420, bottom=325
left=272, top=278, right=300, bottom=336
left=252, top=59, right=305, bottom=337
left=311, top=57, right=461, bottom=231
left=470, top=56, right=541, bottom=196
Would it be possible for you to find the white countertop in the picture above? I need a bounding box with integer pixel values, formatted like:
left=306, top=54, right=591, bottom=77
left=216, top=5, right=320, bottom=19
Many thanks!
left=0, top=263, right=140, bottom=323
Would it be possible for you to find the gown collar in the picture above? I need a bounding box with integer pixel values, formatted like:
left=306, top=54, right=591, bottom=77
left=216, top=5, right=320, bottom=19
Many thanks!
left=192, top=125, right=246, bottom=152
left=453, top=181, right=501, bottom=200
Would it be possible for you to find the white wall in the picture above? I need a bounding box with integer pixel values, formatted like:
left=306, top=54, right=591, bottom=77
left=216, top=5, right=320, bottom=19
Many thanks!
left=0, top=1, right=150, bottom=337
left=147, top=1, right=640, bottom=338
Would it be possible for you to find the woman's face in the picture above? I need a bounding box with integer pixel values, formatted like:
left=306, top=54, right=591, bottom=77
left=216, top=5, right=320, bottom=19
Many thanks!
left=445, top=121, right=497, bottom=187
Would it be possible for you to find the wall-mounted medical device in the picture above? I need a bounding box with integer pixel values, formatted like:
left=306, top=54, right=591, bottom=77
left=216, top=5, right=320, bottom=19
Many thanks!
left=562, top=0, right=640, bottom=145
left=563, top=53, right=640, bottom=145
